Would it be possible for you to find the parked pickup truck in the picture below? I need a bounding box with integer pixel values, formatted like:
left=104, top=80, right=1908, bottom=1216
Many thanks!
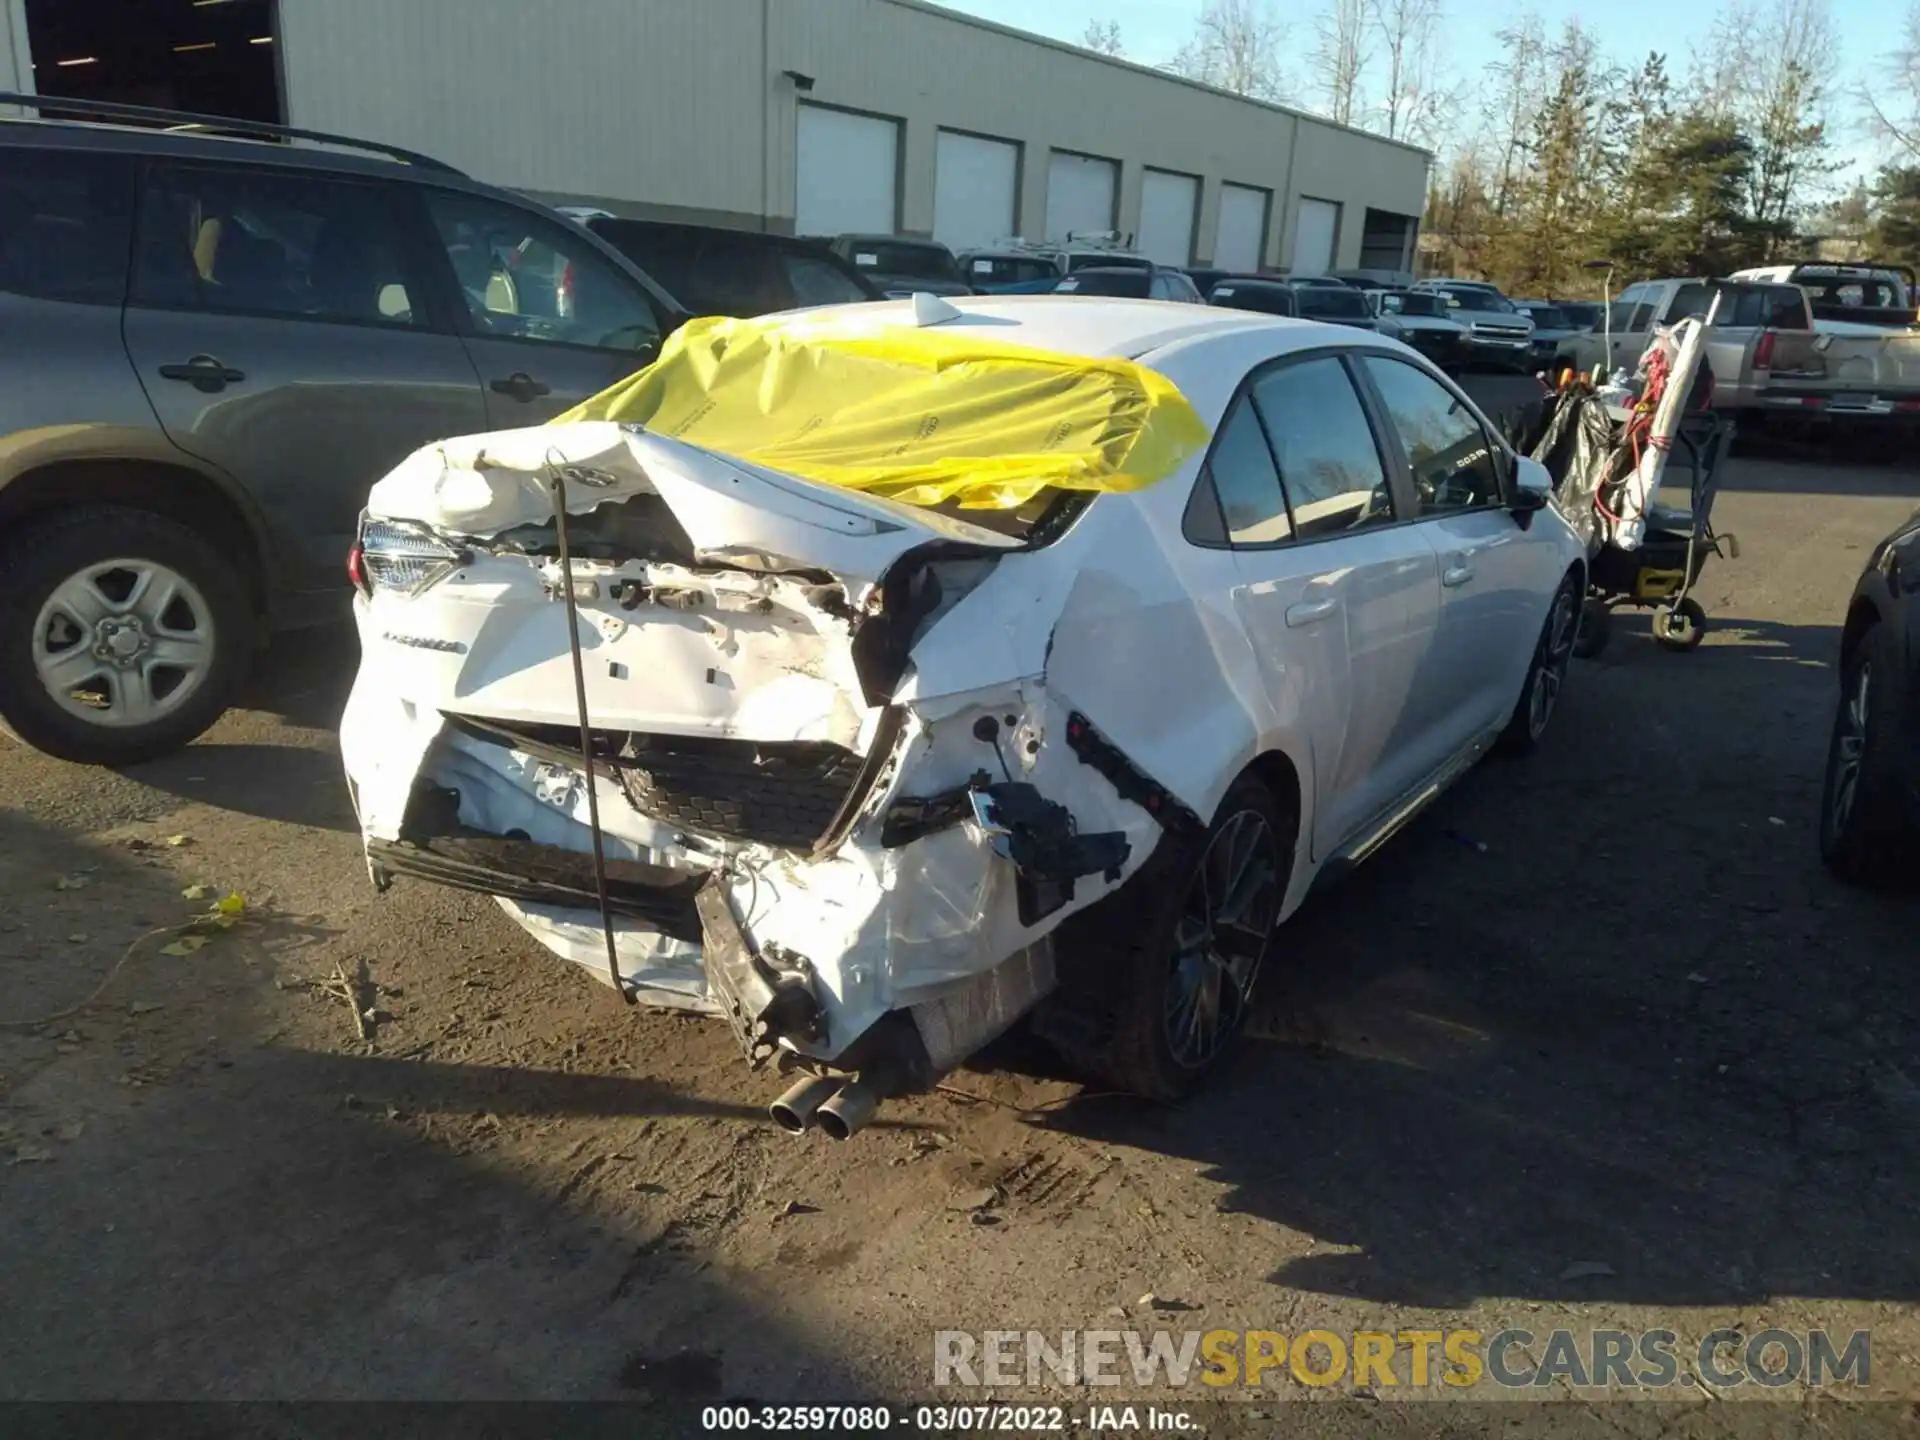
left=1730, top=262, right=1918, bottom=330
left=1553, top=276, right=1812, bottom=407
left=1556, top=275, right=1920, bottom=422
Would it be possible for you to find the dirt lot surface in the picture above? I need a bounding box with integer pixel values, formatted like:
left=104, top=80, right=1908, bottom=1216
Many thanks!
left=2, top=403, right=1917, bottom=1428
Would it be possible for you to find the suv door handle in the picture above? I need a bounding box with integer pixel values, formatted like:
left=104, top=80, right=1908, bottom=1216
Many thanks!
left=490, top=372, right=552, bottom=402
left=1285, top=597, right=1339, bottom=627
left=157, top=355, right=246, bottom=393
left=1442, top=562, right=1476, bottom=587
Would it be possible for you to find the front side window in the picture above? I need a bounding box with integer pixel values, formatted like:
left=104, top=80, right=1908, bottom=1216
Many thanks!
left=1250, top=357, right=1394, bottom=540
left=0, top=147, right=133, bottom=305
left=424, top=191, right=660, bottom=351
left=133, top=163, right=421, bottom=325
left=1362, top=356, right=1504, bottom=514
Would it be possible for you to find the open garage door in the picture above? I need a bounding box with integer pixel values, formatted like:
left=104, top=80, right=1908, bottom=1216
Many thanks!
left=1215, top=183, right=1268, bottom=272
left=1290, top=197, right=1340, bottom=276
left=933, top=130, right=1018, bottom=253
left=1137, top=169, right=1198, bottom=267
left=1360, top=208, right=1417, bottom=273
left=1044, top=151, right=1116, bottom=242
left=796, top=105, right=899, bottom=238
left=22, top=0, right=280, bottom=122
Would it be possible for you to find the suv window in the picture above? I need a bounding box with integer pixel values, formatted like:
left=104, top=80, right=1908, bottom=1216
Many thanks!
left=425, top=192, right=659, bottom=351
left=0, top=148, right=133, bottom=306
left=132, top=163, right=422, bottom=325
left=1627, top=299, right=1656, bottom=330
left=1250, top=357, right=1394, bottom=540
left=1363, top=356, right=1504, bottom=514
left=782, top=251, right=869, bottom=307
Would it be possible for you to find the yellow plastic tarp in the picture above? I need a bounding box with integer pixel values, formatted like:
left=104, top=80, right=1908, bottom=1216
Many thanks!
left=555, top=310, right=1211, bottom=511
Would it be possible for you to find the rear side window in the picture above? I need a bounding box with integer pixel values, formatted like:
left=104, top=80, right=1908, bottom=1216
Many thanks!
left=0, top=147, right=134, bottom=305
left=133, top=163, right=423, bottom=326
left=1192, top=398, right=1291, bottom=545
left=1664, top=283, right=1714, bottom=323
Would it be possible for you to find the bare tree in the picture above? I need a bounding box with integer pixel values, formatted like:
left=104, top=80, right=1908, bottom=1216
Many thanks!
left=1081, top=19, right=1125, bottom=58
left=1168, top=0, right=1291, bottom=101
left=1372, top=0, right=1454, bottom=146
left=1712, top=0, right=1839, bottom=248
left=1311, top=0, right=1375, bottom=126
left=1484, top=13, right=1548, bottom=216
left=1859, top=0, right=1920, bottom=158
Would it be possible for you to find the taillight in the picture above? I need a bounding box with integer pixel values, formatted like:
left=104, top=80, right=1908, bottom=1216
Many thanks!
left=1754, top=330, right=1776, bottom=370
left=557, top=260, right=576, bottom=320
left=347, top=543, right=369, bottom=597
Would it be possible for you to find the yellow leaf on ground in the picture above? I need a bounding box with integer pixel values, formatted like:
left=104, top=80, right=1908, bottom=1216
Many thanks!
left=160, top=935, right=209, bottom=958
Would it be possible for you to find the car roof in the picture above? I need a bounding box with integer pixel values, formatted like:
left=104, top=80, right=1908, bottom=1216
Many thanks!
left=788, top=294, right=1314, bottom=360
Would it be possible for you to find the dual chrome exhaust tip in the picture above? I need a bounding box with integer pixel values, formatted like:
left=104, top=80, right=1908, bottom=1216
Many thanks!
left=769, top=1072, right=879, bottom=1140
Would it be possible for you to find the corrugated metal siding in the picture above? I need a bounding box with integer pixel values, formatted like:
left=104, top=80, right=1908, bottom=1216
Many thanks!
left=278, top=0, right=1429, bottom=265
left=279, top=0, right=769, bottom=221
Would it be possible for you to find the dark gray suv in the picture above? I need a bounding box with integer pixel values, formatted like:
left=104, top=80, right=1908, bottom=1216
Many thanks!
left=0, top=95, right=688, bottom=765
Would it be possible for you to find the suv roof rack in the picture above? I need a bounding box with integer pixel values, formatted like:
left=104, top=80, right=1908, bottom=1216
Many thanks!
left=0, top=91, right=464, bottom=175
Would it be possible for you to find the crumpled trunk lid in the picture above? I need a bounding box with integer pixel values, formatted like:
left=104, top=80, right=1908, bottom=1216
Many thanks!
left=356, top=421, right=1021, bottom=745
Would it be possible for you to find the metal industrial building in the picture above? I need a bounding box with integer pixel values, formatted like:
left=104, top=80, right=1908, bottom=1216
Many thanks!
left=4, top=0, right=1431, bottom=275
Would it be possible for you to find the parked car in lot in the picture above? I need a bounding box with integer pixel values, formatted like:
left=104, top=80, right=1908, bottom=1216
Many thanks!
left=1207, top=278, right=1299, bottom=316
left=1550, top=299, right=1604, bottom=333
left=1055, top=266, right=1204, bottom=302
left=960, top=234, right=1154, bottom=294
left=1369, top=289, right=1468, bottom=369
left=342, top=295, right=1587, bottom=1117
left=826, top=235, right=973, bottom=298
left=1513, top=300, right=1583, bottom=370
left=956, top=248, right=1062, bottom=293
left=0, top=92, right=687, bottom=766
left=1410, top=279, right=1536, bottom=370
left=1820, top=504, right=1920, bottom=889
left=1183, top=268, right=1271, bottom=299
left=581, top=218, right=879, bottom=315
left=1287, top=282, right=1379, bottom=330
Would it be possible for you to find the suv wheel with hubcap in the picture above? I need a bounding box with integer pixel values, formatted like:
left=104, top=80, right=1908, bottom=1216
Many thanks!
left=0, top=506, right=251, bottom=766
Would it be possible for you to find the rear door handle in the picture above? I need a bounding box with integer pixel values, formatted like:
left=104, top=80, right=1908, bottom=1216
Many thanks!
left=157, top=355, right=246, bottom=393
left=1285, top=597, right=1339, bottom=627
left=490, top=372, right=552, bottom=402
left=1442, top=563, right=1476, bottom=587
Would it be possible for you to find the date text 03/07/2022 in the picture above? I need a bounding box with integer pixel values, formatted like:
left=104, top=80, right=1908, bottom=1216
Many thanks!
left=699, top=1403, right=1200, bottom=1432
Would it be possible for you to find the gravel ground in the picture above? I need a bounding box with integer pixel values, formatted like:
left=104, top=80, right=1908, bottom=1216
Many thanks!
left=1, top=400, right=1916, bottom=1428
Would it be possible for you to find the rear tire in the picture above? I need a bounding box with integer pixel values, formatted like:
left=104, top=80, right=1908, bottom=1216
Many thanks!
left=1041, top=773, right=1295, bottom=1101
left=0, top=506, right=252, bottom=766
left=1819, top=621, right=1915, bottom=889
left=1497, top=575, right=1581, bottom=757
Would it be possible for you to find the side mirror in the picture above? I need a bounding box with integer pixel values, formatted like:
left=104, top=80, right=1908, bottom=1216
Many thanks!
left=1509, top=456, right=1553, bottom=525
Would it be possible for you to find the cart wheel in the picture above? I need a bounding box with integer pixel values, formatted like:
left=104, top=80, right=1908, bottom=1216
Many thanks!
left=1652, top=598, right=1707, bottom=651
left=1573, top=598, right=1611, bottom=659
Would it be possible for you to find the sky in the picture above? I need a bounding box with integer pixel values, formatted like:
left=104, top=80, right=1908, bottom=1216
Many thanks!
left=937, top=0, right=1890, bottom=182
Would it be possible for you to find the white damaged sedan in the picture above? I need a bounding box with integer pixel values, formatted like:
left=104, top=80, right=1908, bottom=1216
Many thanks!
left=340, top=296, right=1585, bottom=1136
